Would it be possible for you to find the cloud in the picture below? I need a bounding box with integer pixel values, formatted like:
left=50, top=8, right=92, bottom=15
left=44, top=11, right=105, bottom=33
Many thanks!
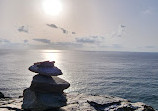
left=60, top=28, right=68, bottom=34
left=76, top=38, right=95, bottom=44
left=60, top=28, right=76, bottom=35
left=145, top=46, right=156, bottom=49
left=24, top=40, right=29, bottom=44
left=47, top=24, right=58, bottom=28
left=0, top=38, right=30, bottom=49
left=142, top=8, right=152, bottom=15
left=111, top=44, right=122, bottom=48
left=72, top=32, right=76, bottom=34
left=75, top=36, right=104, bottom=44
left=46, top=23, right=76, bottom=35
left=112, top=24, right=126, bottom=38
left=0, top=39, right=10, bottom=43
left=99, top=44, right=123, bottom=49
left=33, top=38, right=51, bottom=44
left=18, top=26, right=29, bottom=33
left=53, top=42, right=81, bottom=48
left=29, top=41, right=82, bottom=50
left=120, top=25, right=126, bottom=28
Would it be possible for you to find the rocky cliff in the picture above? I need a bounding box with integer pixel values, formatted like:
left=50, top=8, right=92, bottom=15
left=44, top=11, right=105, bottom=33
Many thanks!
left=0, top=93, right=156, bottom=111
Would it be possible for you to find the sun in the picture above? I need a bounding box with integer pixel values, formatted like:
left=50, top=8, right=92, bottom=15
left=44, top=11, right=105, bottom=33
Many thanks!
left=42, top=0, right=62, bottom=16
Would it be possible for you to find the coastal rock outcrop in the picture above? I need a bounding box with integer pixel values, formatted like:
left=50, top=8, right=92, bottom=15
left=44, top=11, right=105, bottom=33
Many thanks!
left=22, top=61, right=70, bottom=111
left=0, top=92, right=5, bottom=99
left=63, top=93, right=155, bottom=111
left=0, top=93, right=156, bottom=111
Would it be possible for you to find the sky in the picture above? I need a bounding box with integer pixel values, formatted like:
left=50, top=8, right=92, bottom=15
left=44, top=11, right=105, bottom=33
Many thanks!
left=0, top=0, right=158, bottom=52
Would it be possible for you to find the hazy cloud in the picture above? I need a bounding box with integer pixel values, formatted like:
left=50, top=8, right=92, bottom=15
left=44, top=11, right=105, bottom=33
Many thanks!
left=18, top=26, right=29, bottom=33
left=0, top=38, right=30, bottom=49
left=60, top=28, right=68, bottom=34
left=60, top=28, right=76, bottom=35
left=112, top=24, right=126, bottom=37
left=145, top=46, right=156, bottom=48
left=47, top=24, right=58, bottom=28
left=53, top=42, right=81, bottom=48
left=75, top=36, right=104, bottom=44
left=72, top=32, right=76, bottom=34
left=99, top=44, right=122, bottom=48
left=118, top=24, right=126, bottom=37
left=30, top=41, right=82, bottom=49
left=24, top=40, right=29, bottom=43
left=31, top=37, right=81, bottom=49
left=76, top=38, right=95, bottom=44
left=142, top=8, right=152, bottom=15
left=0, top=38, right=10, bottom=43
left=33, top=38, right=51, bottom=44
left=46, top=23, right=76, bottom=35
left=111, top=44, right=122, bottom=48
left=120, top=25, right=126, bottom=28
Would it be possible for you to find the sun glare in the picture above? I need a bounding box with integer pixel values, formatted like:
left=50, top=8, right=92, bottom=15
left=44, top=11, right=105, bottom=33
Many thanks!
left=42, top=50, right=61, bottom=62
left=42, top=0, right=62, bottom=16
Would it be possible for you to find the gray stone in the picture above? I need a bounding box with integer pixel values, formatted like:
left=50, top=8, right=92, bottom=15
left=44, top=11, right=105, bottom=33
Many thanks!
left=29, top=65, right=62, bottom=76
left=22, top=88, right=67, bottom=111
left=35, top=61, right=55, bottom=67
left=0, top=93, right=156, bottom=111
left=30, top=75, right=70, bottom=93
left=62, top=93, right=156, bottom=111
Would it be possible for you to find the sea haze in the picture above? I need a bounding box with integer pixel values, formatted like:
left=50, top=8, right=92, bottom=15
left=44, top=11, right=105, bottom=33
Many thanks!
left=0, top=49, right=158, bottom=109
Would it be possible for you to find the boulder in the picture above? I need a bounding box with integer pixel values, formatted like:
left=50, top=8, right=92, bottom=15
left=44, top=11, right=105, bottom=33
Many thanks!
left=29, top=65, right=62, bottom=76
left=34, top=61, right=55, bottom=67
left=30, top=75, right=70, bottom=93
left=22, top=88, right=67, bottom=111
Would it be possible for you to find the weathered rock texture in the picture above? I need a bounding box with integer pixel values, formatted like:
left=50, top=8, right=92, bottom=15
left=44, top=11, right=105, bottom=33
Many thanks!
left=22, top=61, right=70, bottom=111
left=29, top=64, right=62, bottom=76
left=22, top=88, right=67, bottom=111
left=30, top=74, right=70, bottom=93
left=0, top=93, right=156, bottom=111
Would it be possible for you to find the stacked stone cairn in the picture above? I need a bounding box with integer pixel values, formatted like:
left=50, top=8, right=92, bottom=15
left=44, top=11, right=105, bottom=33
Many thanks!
left=22, top=61, right=70, bottom=111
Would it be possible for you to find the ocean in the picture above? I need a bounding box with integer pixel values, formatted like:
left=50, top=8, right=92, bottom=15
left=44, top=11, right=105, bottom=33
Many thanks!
left=0, top=49, right=158, bottom=109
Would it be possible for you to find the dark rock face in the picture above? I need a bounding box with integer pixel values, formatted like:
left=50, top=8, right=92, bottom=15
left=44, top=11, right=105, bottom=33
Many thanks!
left=29, top=65, right=62, bottom=76
left=30, top=74, right=70, bottom=93
left=0, top=93, right=156, bottom=111
left=0, top=92, right=4, bottom=98
left=22, top=88, right=67, bottom=111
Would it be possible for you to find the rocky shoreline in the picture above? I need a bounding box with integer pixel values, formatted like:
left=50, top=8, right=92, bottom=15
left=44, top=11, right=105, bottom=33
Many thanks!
left=0, top=92, right=156, bottom=111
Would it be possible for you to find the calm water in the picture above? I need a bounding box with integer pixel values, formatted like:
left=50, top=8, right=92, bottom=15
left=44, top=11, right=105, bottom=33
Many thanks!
left=0, top=49, right=158, bottom=109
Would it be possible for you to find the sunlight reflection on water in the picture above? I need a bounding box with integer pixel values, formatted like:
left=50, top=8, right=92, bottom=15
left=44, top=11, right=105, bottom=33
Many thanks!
left=41, top=50, right=61, bottom=62
left=40, top=50, right=72, bottom=92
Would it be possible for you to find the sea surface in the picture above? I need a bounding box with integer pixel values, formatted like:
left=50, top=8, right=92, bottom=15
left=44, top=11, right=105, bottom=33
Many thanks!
left=0, top=49, right=158, bottom=109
